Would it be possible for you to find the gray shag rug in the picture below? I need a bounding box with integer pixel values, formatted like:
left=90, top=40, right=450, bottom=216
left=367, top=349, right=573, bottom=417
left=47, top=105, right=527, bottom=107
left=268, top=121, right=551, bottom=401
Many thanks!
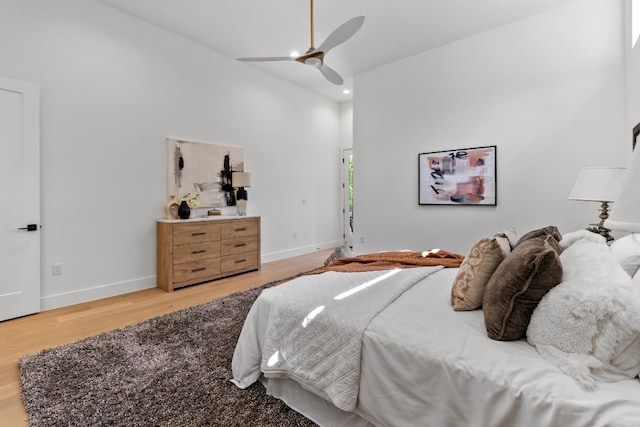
left=19, top=281, right=318, bottom=426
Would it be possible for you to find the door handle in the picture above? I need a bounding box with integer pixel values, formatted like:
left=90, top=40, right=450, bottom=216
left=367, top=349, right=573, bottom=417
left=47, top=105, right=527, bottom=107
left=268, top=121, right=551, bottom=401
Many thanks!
left=18, top=224, right=38, bottom=231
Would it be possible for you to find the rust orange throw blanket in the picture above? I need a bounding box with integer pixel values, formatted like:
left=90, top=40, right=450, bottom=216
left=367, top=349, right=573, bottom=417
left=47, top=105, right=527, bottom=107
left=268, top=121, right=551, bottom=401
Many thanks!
left=312, top=250, right=464, bottom=274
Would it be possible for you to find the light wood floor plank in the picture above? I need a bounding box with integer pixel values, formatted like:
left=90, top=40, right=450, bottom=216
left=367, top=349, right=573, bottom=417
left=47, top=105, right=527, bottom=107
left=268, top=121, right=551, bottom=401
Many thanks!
left=0, top=249, right=332, bottom=425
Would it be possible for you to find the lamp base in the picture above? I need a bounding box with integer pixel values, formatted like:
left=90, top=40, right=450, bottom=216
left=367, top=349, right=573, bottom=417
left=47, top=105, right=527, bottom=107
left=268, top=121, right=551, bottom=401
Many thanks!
left=592, top=225, right=613, bottom=242
left=595, top=201, right=614, bottom=242
left=235, top=187, right=248, bottom=216
left=236, top=199, right=247, bottom=216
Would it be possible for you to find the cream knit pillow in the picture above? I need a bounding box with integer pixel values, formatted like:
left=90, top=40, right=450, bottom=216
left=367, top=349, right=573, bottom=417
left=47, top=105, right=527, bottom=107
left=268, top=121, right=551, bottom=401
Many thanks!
left=451, top=235, right=510, bottom=311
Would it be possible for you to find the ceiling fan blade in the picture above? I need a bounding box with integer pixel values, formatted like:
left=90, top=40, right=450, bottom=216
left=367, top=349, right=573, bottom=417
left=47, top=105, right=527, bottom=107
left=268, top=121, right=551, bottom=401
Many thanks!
left=237, top=56, right=295, bottom=62
left=318, top=63, right=344, bottom=85
left=316, top=15, right=365, bottom=54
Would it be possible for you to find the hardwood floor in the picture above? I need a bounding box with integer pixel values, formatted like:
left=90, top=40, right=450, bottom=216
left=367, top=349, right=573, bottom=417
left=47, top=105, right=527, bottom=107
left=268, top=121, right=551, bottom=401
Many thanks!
left=0, top=249, right=333, bottom=426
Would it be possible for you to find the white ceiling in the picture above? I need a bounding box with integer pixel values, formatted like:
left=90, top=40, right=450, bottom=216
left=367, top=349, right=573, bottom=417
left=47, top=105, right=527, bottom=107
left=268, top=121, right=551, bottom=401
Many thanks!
left=97, top=0, right=575, bottom=103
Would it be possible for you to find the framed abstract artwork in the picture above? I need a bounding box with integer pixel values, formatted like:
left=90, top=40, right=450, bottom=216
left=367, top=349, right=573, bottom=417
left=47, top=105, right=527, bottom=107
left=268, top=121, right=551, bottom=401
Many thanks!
left=419, top=145, right=497, bottom=205
left=166, top=138, right=244, bottom=209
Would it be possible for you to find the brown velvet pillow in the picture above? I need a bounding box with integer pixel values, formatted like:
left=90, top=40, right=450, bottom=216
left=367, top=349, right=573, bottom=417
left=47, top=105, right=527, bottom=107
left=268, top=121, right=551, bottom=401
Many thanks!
left=451, top=236, right=510, bottom=311
left=482, top=235, right=563, bottom=341
left=515, top=225, right=562, bottom=247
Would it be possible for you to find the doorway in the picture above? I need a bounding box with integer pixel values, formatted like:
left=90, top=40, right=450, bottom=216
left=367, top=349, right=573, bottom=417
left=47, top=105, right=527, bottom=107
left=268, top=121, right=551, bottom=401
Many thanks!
left=0, top=76, right=40, bottom=321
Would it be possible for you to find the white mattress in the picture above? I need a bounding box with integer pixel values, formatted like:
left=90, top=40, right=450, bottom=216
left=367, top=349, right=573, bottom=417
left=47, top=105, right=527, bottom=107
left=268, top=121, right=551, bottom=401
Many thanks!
left=233, top=268, right=640, bottom=427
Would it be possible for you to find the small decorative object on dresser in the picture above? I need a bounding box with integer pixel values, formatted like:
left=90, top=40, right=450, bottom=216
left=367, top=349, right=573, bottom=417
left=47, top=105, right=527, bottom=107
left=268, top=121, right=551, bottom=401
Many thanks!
left=232, top=172, right=251, bottom=216
left=164, top=195, right=180, bottom=219
left=177, top=200, right=191, bottom=220
left=157, top=216, right=260, bottom=291
left=181, top=192, right=200, bottom=218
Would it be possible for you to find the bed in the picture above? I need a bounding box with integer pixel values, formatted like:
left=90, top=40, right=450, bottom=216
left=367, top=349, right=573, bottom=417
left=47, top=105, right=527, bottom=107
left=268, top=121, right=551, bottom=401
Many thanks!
left=231, top=227, right=640, bottom=427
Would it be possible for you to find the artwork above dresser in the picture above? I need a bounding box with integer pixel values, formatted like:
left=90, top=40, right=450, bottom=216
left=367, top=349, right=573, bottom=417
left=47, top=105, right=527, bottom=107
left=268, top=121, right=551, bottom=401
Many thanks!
left=156, top=216, right=260, bottom=291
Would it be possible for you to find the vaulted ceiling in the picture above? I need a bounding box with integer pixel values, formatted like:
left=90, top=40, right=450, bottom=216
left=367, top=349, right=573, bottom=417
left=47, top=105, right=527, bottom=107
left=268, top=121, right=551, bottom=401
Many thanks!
left=98, top=0, right=575, bottom=102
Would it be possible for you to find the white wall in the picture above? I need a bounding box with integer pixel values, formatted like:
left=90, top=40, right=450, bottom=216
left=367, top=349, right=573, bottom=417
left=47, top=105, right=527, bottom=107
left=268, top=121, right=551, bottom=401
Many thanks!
left=353, top=0, right=625, bottom=255
left=340, top=101, right=354, bottom=149
left=0, top=0, right=342, bottom=309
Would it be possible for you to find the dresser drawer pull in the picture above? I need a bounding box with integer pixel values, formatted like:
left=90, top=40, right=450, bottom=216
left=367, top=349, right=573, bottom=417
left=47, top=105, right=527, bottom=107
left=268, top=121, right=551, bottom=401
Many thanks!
left=234, top=243, right=247, bottom=248
left=191, top=267, right=207, bottom=272
left=191, top=232, right=207, bottom=236
left=234, top=227, right=247, bottom=232
left=191, top=250, right=207, bottom=254
left=235, top=259, right=247, bottom=264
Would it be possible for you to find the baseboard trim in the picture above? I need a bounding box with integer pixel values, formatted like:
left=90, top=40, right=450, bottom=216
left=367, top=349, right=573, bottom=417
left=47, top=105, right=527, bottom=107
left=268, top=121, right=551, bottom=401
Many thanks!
left=41, top=276, right=157, bottom=311
left=40, top=241, right=341, bottom=311
left=261, top=240, right=340, bottom=263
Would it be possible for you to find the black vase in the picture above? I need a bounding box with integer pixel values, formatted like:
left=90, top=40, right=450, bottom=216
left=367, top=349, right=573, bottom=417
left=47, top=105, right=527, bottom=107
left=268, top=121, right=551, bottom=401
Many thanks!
left=178, top=200, right=191, bottom=219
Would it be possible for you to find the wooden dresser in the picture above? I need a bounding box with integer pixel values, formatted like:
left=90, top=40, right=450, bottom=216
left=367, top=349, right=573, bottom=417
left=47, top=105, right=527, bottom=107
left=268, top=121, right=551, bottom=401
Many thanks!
left=157, top=216, right=260, bottom=291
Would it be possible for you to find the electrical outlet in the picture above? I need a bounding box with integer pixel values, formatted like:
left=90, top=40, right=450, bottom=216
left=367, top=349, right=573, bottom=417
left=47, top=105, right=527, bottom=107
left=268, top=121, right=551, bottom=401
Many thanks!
left=359, top=236, right=365, bottom=244
left=293, top=232, right=298, bottom=239
left=52, top=263, right=63, bottom=275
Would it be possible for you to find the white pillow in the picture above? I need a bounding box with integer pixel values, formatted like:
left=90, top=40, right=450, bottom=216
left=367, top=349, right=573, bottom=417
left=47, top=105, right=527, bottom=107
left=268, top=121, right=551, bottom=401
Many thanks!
left=501, top=227, right=518, bottom=249
left=559, top=229, right=605, bottom=250
left=527, top=238, right=640, bottom=390
left=610, top=234, right=640, bottom=277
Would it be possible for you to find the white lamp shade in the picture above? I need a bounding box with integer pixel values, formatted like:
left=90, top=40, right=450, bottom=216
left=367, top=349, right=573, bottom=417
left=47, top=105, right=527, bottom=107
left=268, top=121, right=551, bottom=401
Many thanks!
left=232, top=172, right=251, bottom=188
left=568, top=167, right=626, bottom=202
left=605, top=149, right=640, bottom=232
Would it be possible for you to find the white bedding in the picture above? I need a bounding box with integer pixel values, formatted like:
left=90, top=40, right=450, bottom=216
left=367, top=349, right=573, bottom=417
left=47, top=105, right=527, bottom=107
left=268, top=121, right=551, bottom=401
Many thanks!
left=232, top=267, right=640, bottom=427
left=256, top=267, right=442, bottom=411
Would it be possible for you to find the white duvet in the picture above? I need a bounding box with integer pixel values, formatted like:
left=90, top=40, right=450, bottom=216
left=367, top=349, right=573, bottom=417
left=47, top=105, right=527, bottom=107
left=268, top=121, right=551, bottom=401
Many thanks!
left=232, top=267, right=640, bottom=427
left=233, top=267, right=442, bottom=411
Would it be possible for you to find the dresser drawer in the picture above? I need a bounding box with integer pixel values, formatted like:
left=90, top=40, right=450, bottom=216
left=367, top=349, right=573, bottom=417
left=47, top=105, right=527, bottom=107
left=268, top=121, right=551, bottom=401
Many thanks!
left=173, top=241, right=221, bottom=264
left=174, top=258, right=221, bottom=284
left=173, top=223, right=220, bottom=245
left=221, top=252, right=258, bottom=274
left=221, top=220, right=258, bottom=240
left=221, top=237, right=258, bottom=256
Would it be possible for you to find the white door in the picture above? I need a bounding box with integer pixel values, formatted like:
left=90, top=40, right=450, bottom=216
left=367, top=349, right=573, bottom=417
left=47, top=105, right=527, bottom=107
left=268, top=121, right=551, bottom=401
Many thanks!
left=341, top=148, right=353, bottom=249
left=0, top=76, right=40, bottom=321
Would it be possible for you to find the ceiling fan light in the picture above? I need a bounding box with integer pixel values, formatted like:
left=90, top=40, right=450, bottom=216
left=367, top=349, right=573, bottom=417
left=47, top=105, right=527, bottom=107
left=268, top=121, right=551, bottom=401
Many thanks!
left=305, top=57, right=322, bottom=67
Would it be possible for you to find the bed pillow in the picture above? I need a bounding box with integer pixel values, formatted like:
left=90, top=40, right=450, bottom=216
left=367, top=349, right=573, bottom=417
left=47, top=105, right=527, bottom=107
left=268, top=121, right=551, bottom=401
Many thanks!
left=451, top=235, right=511, bottom=311
left=528, top=238, right=640, bottom=390
left=494, top=227, right=518, bottom=249
left=610, top=234, right=640, bottom=277
left=559, top=229, right=606, bottom=249
left=515, top=225, right=562, bottom=246
left=482, top=235, right=563, bottom=341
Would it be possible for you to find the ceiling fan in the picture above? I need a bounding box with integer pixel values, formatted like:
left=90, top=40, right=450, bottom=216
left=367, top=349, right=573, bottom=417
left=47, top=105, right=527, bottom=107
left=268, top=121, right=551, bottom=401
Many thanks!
left=237, top=0, right=364, bottom=85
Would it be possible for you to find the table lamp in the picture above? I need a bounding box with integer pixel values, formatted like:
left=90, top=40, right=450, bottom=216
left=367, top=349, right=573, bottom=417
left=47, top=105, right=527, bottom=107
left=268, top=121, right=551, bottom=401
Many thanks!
left=568, top=166, right=626, bottom=242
